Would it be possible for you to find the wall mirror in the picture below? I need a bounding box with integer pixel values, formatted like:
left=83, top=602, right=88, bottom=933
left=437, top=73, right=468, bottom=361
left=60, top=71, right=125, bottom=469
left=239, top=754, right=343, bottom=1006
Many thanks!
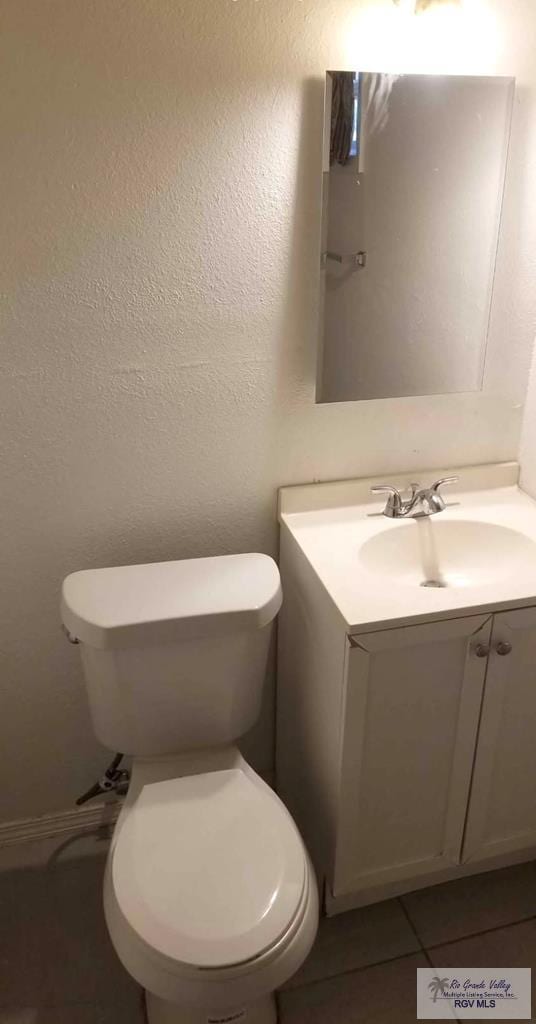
left=317, top=72, right=515, bottom=403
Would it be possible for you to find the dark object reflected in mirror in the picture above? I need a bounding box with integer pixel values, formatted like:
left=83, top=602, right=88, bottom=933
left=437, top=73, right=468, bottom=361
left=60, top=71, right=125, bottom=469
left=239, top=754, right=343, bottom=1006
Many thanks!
left=317, top=72, right=515, bottom=403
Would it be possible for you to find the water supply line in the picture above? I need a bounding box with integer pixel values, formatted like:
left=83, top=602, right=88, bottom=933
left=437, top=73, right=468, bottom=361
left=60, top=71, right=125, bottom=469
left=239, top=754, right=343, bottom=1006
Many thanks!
left=76, top=752, right=130, bottom=806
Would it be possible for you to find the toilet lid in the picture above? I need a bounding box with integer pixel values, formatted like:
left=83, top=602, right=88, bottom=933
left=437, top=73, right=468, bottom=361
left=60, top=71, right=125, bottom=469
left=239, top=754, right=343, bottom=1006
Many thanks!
left=112, top=770, right=306, bottom=969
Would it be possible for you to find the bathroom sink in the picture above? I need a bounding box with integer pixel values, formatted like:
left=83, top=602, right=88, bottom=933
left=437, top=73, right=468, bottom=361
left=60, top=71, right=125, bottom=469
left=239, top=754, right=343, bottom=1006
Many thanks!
left=278, top=463, right=536, bottom=631
left=358, top=519, right=536, bottom=589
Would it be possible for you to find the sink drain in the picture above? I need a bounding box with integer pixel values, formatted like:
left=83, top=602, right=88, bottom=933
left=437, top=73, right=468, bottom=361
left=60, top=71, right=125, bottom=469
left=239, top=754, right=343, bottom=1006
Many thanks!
left=420, top=579, right=447, bottom=589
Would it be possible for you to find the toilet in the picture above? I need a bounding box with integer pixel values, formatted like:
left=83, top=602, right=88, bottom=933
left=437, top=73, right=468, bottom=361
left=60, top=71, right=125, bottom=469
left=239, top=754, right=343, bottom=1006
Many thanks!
left=61, top=553, right=318, bottom=1024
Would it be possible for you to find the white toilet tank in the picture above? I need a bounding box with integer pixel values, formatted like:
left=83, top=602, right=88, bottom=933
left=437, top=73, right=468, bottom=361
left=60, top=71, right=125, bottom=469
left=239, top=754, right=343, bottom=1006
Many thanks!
left=61, top=554, right=282, bottom=756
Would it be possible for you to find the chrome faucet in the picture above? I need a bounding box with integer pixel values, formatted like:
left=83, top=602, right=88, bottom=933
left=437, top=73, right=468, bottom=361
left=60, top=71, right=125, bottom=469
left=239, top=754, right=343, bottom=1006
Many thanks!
left=371, top=477, right=459, bottom=519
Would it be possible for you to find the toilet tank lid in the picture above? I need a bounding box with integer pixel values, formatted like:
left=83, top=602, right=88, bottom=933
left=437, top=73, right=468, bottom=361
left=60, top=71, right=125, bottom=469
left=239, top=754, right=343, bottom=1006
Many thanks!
left=61, top=553, right=282, bottom=649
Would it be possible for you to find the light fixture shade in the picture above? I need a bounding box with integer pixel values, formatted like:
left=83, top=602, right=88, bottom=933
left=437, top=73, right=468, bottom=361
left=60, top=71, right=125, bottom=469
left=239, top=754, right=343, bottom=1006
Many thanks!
left=393, top=0, right=461, bottom=11
left=416, top=0, right=461, bottom=9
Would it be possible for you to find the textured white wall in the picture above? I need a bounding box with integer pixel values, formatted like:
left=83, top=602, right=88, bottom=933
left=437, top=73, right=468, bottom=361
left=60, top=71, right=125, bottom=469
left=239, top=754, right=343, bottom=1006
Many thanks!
left=2, top=0, right=536, bottom=823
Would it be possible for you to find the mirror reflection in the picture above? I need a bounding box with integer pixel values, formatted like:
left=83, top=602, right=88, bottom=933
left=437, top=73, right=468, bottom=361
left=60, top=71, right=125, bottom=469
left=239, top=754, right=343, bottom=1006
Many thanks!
left=317, top=72, right=515, bottom=403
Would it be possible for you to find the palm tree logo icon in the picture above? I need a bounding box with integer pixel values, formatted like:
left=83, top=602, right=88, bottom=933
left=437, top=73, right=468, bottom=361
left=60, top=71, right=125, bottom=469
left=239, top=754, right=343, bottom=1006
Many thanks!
left=428, top=977, right=450, bottom=1002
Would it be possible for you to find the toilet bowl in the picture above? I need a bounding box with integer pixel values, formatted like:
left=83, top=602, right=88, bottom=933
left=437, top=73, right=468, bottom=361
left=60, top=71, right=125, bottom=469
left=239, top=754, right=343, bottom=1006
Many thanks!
left=61, top=553, right=318, bottom=1022
left=104, top=749, right=318, bottom=1023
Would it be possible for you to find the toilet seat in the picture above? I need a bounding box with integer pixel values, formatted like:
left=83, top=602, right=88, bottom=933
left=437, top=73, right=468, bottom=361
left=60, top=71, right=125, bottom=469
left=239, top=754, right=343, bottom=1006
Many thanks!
left=111, top=768, right=307, bottom=971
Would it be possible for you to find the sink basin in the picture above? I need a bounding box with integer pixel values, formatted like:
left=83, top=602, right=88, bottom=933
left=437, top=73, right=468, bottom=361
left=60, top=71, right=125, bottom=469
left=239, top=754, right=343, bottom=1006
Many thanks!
left=279, top=463, right=536, bottom=631
left=358, top=519, right=536, bottom=589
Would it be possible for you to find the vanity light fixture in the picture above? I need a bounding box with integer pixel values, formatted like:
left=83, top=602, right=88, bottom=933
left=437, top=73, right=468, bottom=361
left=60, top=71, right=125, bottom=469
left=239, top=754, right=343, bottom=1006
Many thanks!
left=393, top=0, right=461, bottom=12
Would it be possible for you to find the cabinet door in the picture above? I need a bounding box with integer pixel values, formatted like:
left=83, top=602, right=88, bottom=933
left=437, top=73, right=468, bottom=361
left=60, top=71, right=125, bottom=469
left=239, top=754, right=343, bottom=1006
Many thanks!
left=333, top=615, right=491, bottom=898
left=463, top=607, right=536, bottom=863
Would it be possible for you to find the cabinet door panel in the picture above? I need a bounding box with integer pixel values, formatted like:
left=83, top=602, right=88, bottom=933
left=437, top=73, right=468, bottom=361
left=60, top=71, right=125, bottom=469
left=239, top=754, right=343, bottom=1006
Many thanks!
left=463, top=607, right=536, bottom=863
left=333, top=615, right=491, bottom=897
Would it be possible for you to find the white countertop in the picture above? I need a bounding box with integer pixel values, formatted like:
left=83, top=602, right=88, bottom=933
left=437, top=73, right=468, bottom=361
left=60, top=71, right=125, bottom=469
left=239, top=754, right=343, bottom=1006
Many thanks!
left=279, top=462, right=536, bottom=633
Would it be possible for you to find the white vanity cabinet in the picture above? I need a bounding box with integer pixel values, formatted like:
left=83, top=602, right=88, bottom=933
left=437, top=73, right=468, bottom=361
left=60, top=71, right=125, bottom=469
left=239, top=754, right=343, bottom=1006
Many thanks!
left=276, top=468, right=536, bottom=914
left=334, top=615, right=492, bottom=900
left=278, top=583, right=536, bottom=912
left=463, top=607, right=536, bottom=865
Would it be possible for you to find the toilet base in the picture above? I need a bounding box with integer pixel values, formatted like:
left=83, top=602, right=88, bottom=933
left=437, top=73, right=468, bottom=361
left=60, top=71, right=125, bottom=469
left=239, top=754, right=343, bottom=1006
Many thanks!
left=145, top=990, right=278, bottom=1024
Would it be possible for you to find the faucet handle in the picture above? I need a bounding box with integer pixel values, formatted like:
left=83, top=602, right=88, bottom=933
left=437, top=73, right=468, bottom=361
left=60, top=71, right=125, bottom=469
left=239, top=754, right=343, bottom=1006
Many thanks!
left=370, top=484, right=402, bottom=516
left=371, top=484, right=401, bottom=498
left=430, top=476, right=459, bottom=493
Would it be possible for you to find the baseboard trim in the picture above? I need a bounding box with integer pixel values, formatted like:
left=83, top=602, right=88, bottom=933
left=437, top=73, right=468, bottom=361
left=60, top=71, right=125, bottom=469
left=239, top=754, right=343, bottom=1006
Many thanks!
left=0, top=800, right=121, bottom=847
left=1, top=766, right=275, bottom=849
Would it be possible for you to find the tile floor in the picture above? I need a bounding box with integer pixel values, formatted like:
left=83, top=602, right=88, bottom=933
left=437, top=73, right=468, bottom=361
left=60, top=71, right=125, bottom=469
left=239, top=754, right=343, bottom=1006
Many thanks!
left=1, top=831, right=536, bottom=1022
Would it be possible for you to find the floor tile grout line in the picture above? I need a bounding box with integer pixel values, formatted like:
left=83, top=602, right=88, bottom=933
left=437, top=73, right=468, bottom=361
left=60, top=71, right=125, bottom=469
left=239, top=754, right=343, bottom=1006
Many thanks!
left=422, top=940, right=463, bottom=1022
left=284, top=898, right=536, bottom=997
left=415, top=938, right=464, bottom=1023
left=400, top=906, right=461, bottom=1022
left=397, top=894, right=428, bottom=953
left=0, top=999, right=144, bottom=1011
left=283, top=949, right=425, bottom=994
left=423, top=909, right=536, bottom=954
